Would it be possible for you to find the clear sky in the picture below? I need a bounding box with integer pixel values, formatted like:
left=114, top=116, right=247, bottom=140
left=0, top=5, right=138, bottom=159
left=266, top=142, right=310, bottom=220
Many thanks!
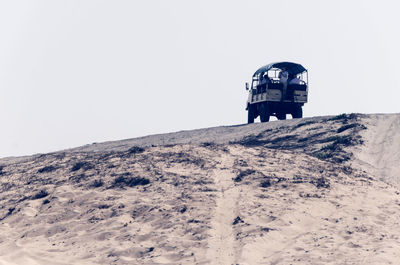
left=1, top=0, right=399, bottom=158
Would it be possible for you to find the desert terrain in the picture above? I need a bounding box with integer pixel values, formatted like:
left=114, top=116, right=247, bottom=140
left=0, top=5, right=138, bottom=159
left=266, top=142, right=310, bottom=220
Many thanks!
left=1, top=113, right=400, bottom=264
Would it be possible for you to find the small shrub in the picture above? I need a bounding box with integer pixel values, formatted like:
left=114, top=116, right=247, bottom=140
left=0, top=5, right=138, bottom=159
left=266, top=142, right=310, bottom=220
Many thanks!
left=332, top=135, right=353, bottom=146
left=147, top=247, right=154, bottom=253
left=297, top=137, right=309, bottom=143
left=31, top=190, right=48, bottom=200
left=88, top=216, right=103, bottom=223
left=329, top=113, right=359, bottom=122
left=128, top=146, right=145, bottom=154
left=90, top=179, right=104, bottom=188
left=322, top=142, right=341, bottom=152
left=348, top=113, right=358, bottom=120
left=329, top=113, right=347, bottom=121
left=312, top=151, right=332, bottom=160
left=261, top=227, right=273, bottom=232
left=342, top=166, right=353, bottom=174
left=297, top=132, right=327, bottom=143
left=337, top=123, right=358, bottom=133
left=272, top=135, right=297, bottom=143
left=311, top=177, right=330, bottom=189
left=233, top=216, right=244, bottom=225
left=111, top=176, right=150, bottom=188
left=0, top=208, right=15, bottom=221
left=69, top=173, right=87, bottom=183
left=179, top=205, right=187, bottom=213
left=234, top=133, right=265, bottom=147
left=201, top=142, right=214, bottom=147
left=38, top=165, right=57, bottom=173
left=293, top=120, right=316, bottom=130
left=260, top=179, right=271, bottom=188
left=71, top=161, right=94, bottom=172
left=337, top=123, right=366, bottom=133
left=234, top=169, right=255, bottom=182
left=321, top=135, right=355, bottom=152
left=43, top=199, right=50, bottom=205
left=332, top=155, right=351, bottom=163
left=321, top=136, right=341, bottom=143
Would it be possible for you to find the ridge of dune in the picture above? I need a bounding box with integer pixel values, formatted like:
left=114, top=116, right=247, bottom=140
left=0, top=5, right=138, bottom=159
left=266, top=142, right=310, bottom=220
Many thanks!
left=1, top=113, right=400, bottom=264
left=0, top=115, right=327, bottom=165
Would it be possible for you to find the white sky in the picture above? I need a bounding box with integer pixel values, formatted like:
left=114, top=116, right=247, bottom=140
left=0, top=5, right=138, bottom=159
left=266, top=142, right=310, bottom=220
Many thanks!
left=1, top=0, right=399, bottom=158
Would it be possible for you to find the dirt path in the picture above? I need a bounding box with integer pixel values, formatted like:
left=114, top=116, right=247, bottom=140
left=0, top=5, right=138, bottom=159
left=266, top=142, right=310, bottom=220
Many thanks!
left=207, top=152, right=239, bottom=265
left=354, top=114, right=400, bottom=183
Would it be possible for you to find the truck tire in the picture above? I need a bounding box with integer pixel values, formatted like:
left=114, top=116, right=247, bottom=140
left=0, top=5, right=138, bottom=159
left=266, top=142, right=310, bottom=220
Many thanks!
left=259, top=103, right=270, bottom=122
left=292, top=106, right=303, bottom=119
left=276, top=113, right=286, bottom=120
left=247, top=105, right=255, bottom=124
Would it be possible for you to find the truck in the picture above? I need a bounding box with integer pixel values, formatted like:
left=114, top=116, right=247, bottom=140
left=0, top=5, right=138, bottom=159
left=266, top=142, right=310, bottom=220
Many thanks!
left=245, top=62, right=308, bottom=123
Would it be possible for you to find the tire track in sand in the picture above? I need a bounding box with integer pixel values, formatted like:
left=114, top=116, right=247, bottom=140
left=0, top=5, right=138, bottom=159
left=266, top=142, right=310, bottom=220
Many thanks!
left=207, top=152, right=239, bottom=265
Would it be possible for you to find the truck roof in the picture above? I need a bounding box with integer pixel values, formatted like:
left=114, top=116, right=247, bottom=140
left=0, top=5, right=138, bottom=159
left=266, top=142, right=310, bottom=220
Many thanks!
left=253, top=62, right=307, bottom=77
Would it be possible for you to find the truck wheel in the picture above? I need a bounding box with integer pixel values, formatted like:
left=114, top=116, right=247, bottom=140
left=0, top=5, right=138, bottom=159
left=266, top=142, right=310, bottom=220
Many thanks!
left=247, top=105, right=255, bottom=124
left=276, top=113, right=286, bottom=120
left=259, top=103, right=270, bottom=122
left=292, top=106, right=303, bottom=119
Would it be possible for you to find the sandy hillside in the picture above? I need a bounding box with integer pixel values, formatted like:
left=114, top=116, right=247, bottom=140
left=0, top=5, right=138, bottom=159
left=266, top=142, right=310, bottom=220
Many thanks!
left=1, top=113, right=400, bottom=265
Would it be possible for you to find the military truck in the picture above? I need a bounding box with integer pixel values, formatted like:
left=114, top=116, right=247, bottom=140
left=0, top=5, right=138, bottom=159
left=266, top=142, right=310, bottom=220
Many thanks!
left=245, top=62, right=308, bottom=123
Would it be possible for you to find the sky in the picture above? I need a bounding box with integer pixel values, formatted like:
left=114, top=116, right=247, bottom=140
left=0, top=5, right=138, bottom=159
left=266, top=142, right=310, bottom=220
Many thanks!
left=1, top=0, right=400, bottom=158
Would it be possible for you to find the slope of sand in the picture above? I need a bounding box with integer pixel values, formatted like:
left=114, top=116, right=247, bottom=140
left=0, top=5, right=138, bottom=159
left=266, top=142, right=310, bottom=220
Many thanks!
left=1, top=113, right=400, bottom=264
left=352, top=113, right=400, bottom=184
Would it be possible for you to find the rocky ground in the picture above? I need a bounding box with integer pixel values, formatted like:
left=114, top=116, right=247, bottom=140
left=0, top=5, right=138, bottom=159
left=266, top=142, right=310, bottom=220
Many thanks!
left=1, top=113, right=400, bottom=264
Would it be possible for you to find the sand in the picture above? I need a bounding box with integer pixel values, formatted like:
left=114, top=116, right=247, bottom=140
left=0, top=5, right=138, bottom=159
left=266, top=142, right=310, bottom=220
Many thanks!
left=1, top=113, right=400, bottom=264
left=353, top=114, right=400, bottom=184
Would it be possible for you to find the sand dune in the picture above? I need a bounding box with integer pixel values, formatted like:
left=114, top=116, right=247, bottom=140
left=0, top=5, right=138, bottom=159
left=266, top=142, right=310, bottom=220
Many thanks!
left=1, top=113, right=400, bottom=264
